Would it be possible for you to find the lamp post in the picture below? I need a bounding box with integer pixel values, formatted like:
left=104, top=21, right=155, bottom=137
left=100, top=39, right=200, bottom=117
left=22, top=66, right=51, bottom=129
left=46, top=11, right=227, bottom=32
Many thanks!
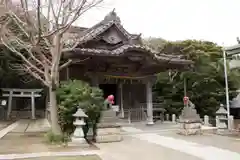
left=222, top=50, right=230, bottom=129
left=224, top=43, right=240, bottom=130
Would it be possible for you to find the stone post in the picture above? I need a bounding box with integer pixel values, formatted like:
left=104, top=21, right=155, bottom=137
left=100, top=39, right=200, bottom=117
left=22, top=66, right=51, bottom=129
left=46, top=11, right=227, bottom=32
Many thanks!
left=216, top=116, right=220, bottom=127
left=172, top=114, right=176, bottom=123
left=204, top=115, right=210, bottom=126
left=166, top=114, right=169, bottom=121
left=31, top=92, right=36, bottom=120
left=87, top=122, right=94, bottom=140
left=229, top=115, right=234, bottom=130
left=146, top=81, right=154, bottom=125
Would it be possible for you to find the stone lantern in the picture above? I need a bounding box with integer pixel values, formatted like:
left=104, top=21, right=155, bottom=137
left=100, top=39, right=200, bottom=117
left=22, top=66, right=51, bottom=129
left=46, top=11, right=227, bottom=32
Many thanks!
left=69, top=108, right=88, bottom=146
left=216, top=104, right=228, bottom=131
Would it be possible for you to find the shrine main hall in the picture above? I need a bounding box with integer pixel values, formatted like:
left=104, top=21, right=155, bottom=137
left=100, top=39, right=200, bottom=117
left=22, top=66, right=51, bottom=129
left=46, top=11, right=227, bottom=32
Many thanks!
left=62, top=10, right=192, bottom=124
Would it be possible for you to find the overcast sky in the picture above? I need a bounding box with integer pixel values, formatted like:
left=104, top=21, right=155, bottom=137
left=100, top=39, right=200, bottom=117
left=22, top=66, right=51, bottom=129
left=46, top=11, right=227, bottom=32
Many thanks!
left=77, top=0, right=240, bottom=47
left=11, top=0, right=239, bottom=46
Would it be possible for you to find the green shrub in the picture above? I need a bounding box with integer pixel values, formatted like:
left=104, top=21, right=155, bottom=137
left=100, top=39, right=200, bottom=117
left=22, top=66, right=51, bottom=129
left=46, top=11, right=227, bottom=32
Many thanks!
left=45, top=130, right=69, bottom=144
left=56, top=80, right=104, bottom=140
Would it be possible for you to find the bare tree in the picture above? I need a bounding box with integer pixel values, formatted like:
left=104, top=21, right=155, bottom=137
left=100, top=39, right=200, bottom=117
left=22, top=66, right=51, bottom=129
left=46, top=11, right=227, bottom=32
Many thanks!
left=0, top=0, right=103, bottom=135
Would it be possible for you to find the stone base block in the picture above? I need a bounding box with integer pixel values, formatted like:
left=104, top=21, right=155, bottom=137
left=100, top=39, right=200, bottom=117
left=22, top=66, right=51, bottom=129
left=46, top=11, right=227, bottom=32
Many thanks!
left=146, top=120, right=154, bottom=125
left=96, top=134, right=122, bottom=143
left=86, top=128, right=94, bottom=140
left=97, top=127, right=121, bottom=135
left=96, top=127, right=122, bottom=143
left=178, top=122, right=202, bottom=136
left=86, top=135, right=94, bottom=140
left=68, top=137, right=89, bottom=147
left=180, top=122, right=201, bottom=129
left=178, top=128, right=202, bottom=135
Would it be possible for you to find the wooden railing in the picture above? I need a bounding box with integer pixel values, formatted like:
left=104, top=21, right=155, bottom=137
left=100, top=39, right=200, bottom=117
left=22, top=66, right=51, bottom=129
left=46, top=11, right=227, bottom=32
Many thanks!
left=121, top=103, right=166, bottom=123
left=123, top=107, right=147, bottom=123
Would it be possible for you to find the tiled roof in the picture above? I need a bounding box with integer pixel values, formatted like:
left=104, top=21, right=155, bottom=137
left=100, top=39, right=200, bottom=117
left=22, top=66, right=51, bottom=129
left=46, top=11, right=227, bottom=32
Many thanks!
left=71, top=44, right=193, bottom=65
left=67, top=10, right=136, bottom=46
left=65, top=10, right=193, bottom=65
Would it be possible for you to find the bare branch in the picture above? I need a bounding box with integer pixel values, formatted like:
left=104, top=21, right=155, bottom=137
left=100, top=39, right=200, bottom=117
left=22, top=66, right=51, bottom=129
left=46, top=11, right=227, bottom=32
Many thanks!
left=36, top=0, right=41, bottom=44
left=23, top=64, right=49, bottom=86
left=0, top=0, right=105, bottom=134
left=9, top=63, right=49, bottom=86
left=40, top=52, right=52, bottom=66
left=8, top=63, right=34, bottom=83
left=20, top=0, right=35, bottom=42
left=1, top=37, right=45, bottom=75
left=61, top=0, right=82, bottom=25
left=8, top=11, right=30, bottom=38
left=48, top=0, right=58, bottom=24
left=61, top=0, right=103, bottom=34
left=59, top=59, right=72, bottom=70
left=46, top=0, right=51, bottom=28
left=60, top=57, right=90, bottom=70
left=57, top=0, right=64, bottom=24
left=0, top=0, right=104, bottom=88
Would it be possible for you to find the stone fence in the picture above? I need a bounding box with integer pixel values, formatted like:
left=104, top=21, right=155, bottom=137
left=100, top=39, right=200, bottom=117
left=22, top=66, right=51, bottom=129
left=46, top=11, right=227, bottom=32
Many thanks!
left=166, top=113, right=236, bottom=131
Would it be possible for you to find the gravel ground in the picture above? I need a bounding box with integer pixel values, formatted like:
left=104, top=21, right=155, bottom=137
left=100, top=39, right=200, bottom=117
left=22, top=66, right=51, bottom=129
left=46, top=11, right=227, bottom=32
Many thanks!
left=0, top=133, right=98, bottom=154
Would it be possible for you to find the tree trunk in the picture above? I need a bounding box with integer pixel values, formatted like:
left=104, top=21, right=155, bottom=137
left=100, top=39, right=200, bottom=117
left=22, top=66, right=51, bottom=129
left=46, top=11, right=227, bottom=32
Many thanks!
left=49, top=87, right=62, bottom=135
left=48, top=33, right=63, bottom=135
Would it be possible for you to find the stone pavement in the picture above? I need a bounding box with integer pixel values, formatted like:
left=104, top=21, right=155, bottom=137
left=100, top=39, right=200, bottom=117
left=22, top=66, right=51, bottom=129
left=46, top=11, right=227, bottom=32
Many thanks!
left=0, top=121, right=13, bottom=130
left=0, top=119, right=50, bottom=138
left=96, top=136, right=202, bottom=160
left=0, top=135, right=202, bottom=160
left=158, top=130, right=240, bottom=153
left=0, top=151, right=101, bottom=160
left=11, top=119, right=50, bottom=133
left=0, top=122, right=18, bottom=139
left=0, top=122, right=240, bottom=160
left=122, top=127, right=240, bottom=160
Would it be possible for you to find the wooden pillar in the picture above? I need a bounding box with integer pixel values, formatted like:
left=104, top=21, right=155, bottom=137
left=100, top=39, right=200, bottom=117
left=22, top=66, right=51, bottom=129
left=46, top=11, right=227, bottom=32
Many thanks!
left=90, top=74, right=99, bottom=87
left=31, top=92, right=36, bottom=119
left=119, top=82, right=124, bottom=118
left=7, top=91, right=13, bottom=120
left=66, top=67, right=70, bottom=80
left=184, top=77, right=188, bottom=97
left=146, top=80, right=154, bottom=125
left=45, top=88, right=50, bottom=121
